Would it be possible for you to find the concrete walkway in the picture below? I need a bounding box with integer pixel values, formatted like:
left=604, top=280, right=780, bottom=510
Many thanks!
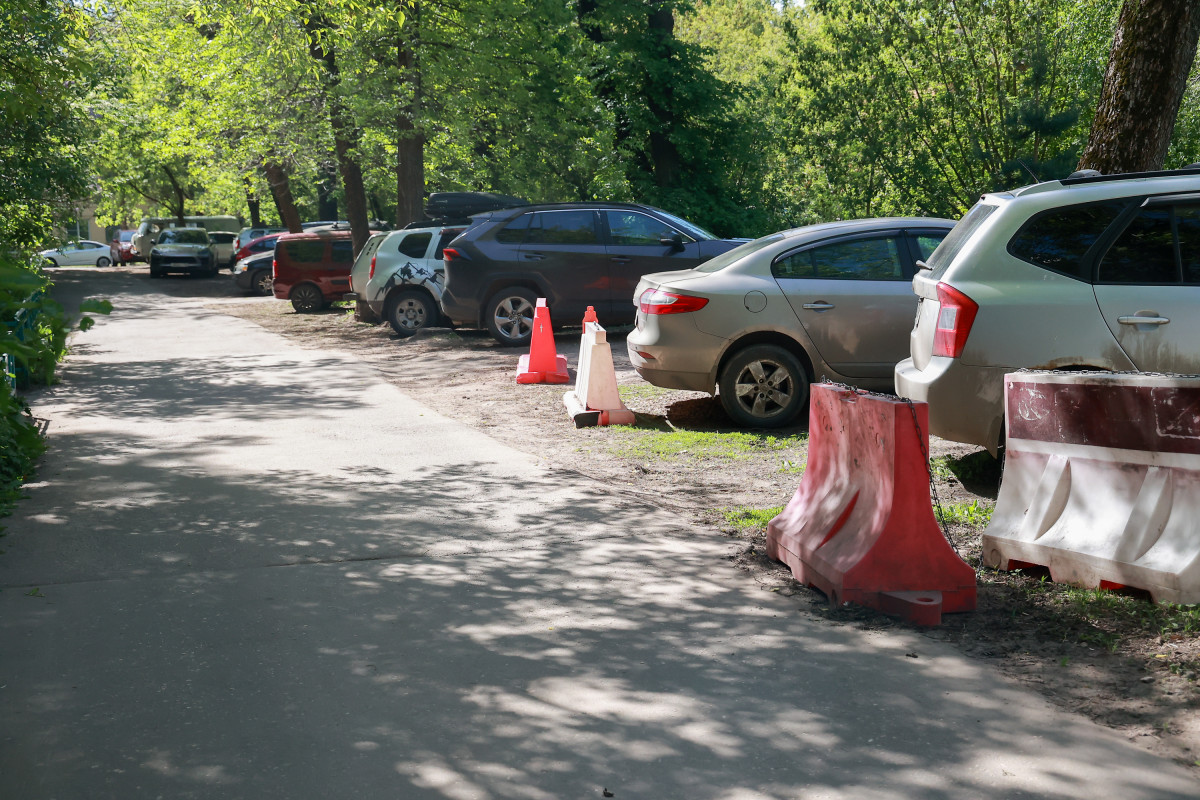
left=1, top=269, right=1195, bottom=799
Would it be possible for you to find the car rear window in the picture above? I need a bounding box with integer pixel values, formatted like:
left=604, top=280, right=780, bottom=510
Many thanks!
left=1007, top=200, right=1130, bottom=281
left=923, top=202, right=996, bottom=277
left=435, top=229, right=463, bottom=259
left=398, top=232, right=432, bottom=259
left=695, top=233, right=785, bottom=273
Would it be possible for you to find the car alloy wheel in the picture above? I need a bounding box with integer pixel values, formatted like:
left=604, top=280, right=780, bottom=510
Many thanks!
left=290, top=283, right=324, bottom=313
left=484, top=287, right=537, bottom=346
left=96, top=256, right=111, bottom=268
left=386, top=289, right=432, bottom=337
left=718, top=344, right=808, bottom=428
left=251, top=270, right=273, bottom=296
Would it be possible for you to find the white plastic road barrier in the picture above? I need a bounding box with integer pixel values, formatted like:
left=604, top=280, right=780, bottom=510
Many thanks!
left=984, top=371, right=1200, bottom=604
left=563, top=321, right=635, bottom=428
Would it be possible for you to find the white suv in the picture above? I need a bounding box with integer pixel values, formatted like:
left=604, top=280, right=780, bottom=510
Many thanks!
left=345, top=225, right=465, bottom=336
left=895, top=167, right=1200, bottom=454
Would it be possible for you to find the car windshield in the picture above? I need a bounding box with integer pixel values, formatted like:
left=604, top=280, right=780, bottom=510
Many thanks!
left=158, top=229, right=209, bottom=245
left=653, top=209, right=717, bottom=241
left=693, top=233, right=787, bottom=273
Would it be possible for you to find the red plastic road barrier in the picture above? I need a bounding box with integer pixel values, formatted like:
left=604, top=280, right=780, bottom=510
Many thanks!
left=516, top=298, right=569, bottom=385
left=985, top=371, right=1200, bottom=604
left=582, top=305, right=598, bottom=326
left=766, top=384, right=976, bottom=625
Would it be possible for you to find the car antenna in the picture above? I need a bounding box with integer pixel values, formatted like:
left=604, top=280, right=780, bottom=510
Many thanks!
left=1016, top=158, right=1042, bottom=183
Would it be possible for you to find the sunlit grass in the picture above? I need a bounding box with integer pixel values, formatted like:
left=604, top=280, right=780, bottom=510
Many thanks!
left=610, top=429, right=803, bottom=460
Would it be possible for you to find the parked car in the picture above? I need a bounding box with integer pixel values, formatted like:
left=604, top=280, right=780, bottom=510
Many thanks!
left=231, top=251, right=275, bottom=296
left=272, top=230, right=355, bottom=312
left=149, top=228, right=218, bottom=278
left=208, top=231, right=238, bottom=269
left=233, top=232, right=284, bottom=264
left=110, top=230, right=136, bottom=265
left=895, top=167, right=1200, bottom=455
left=40, top=240, right=112, bottom=268
left=440, top=202, right=749, bottom=345
left=345, top=224, right=465, bottom=336
left=627, top=217, right=954, bottom=427
left=237, top=226, right=286, bottom=249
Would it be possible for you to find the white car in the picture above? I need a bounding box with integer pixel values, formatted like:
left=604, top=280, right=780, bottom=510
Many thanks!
left=40, top=240, right=112, bottom=267
left=345, top=224, right=466, bottom=336
left=207, top=231, right=238, bottom=269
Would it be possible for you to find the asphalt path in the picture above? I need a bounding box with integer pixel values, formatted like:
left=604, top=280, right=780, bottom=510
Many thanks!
left=1, top=268, right=1196, bottom=799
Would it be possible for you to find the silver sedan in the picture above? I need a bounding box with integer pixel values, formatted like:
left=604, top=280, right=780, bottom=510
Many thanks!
left=627, top=217, right=954, bottom=427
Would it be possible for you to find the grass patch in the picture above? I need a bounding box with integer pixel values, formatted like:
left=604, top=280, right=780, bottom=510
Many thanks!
left=611, top=429, right=802, bottom=461
left=618, top=383, right=677, bottom=400
left=934, top=499, right=993, bottom=527
left=723, top=506, right=784, bottom=531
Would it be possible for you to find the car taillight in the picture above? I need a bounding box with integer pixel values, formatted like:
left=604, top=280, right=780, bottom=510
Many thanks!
left=638, top=288, right=709, bottom=315
left=271, top=258, right=277, bottom=276
left=932, top=282, right=978, bottom=358
left=368, top=254, right=377, bottom=279
left=442, top=247, right=463, bottom=262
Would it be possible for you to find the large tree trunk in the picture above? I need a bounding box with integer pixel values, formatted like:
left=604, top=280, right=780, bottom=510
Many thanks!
left=263, top=161, right=303, bottom=232
left=395, top=9, right=425, bottom=228
left=646, top=4, right=681, bottom=189
left=306, top=16, right=371, bottom=254
left=244, top=176, right=263, bottom=227
left=162, top=165, right=187, bottom=224
left=1078, top=0, right=1200, bottom=173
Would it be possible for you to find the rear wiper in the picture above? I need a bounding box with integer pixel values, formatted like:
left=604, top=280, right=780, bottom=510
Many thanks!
left=916, top=259, right=931, bottom=271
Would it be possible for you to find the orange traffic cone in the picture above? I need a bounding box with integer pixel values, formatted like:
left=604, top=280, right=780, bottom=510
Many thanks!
left=517, top=298, right=570, bottom=384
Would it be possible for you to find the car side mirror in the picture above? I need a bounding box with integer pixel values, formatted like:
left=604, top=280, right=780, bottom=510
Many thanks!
left=660, top=232, right=685, bottom=251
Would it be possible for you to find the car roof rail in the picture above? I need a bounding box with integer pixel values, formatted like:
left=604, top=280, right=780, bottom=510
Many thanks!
left=1060, top=165, right=1200, bottom=186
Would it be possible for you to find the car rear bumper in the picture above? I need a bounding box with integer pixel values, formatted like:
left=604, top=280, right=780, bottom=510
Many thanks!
left=894, top=356, right=1008, bottom=453
left=626, top=314, right=722, bottom=394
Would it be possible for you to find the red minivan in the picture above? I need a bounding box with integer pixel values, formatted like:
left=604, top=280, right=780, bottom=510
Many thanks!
left=272, top=230, right=356, bottom=312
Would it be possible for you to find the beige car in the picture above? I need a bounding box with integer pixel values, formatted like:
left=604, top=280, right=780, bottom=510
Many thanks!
left=627, top=217, right=954, bottom=427
left=895, top=167, right=1200, bottom=454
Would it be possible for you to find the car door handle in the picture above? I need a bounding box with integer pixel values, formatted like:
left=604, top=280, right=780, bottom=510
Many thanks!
left=610, top=256, right=632, bottom=263
left=802, top=302, right=835, bottom=311
left=1118, top=315, right=1169, bottom=326
left=522, top=253, right=545, bottom=261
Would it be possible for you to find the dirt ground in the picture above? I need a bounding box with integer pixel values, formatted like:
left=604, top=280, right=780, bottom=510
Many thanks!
left=181, top=279, right=1198, bottom=773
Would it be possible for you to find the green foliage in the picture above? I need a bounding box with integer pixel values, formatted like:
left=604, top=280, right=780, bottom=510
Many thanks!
left=611, top=429, right=799, bottom=460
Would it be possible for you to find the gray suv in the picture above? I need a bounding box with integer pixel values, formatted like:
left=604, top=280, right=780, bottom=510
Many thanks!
left=895, top=168, right=1200, bottom=454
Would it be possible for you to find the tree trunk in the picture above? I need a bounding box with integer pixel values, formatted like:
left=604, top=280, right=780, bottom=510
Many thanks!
left=395, top=8, right=425, bottom=228
left=162, top=165, right=187, bottom=224
left=646, top=4, right=681, bottom=189
left=316, top=162, right=339, bottom=221
left=1078, top=0, right=1200, bottom=173
left=306, top=16, right=371, bottom=254
left=244, top=176, right=263, bottom=227
left=263, top=161, right=303, bottom=232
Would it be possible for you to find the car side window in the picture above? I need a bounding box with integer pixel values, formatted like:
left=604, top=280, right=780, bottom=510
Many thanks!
left=526, top=211, right=598, bottom=245
left=435, top=229, right=461, bottom=259
left=606, top=211, right=674, bottom=246
left=287, top=241, right=325, bottom=263
left=913, top=233, right=946, bottom=261
left=1098, top=206, right=1179, bottom=284
left=1007, top=200, right=1129, bottom=281
left=813, top=237, right=905, bottom=280
left=331, top=240, right=354, bottom=263
left=1176, top=205, right=1200, bottom=284
left=398, top=232, right=432, bottom=259
left=495, top=214, right=531, bottom=244
left=772, top=250, right=813, bottom=279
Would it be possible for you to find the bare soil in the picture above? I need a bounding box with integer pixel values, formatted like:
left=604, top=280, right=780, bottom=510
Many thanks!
left=204, top=288, right=1199, bottom=772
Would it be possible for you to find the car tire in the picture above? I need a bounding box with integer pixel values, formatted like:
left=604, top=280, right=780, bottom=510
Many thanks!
left=149, top=265, right=163, bottom=278
left=44, top=258, right=57, bottom=268
left=718, top=344, right=809, bottom=428
left=385, top=289, right=434, bottom=337
left=251, top=270, right=273, bottom=296
left=96, top=256, right=111, bottom=268
left=484, top=287, right=538, bottom=347
left=290, top=283, right=324, bottom=313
